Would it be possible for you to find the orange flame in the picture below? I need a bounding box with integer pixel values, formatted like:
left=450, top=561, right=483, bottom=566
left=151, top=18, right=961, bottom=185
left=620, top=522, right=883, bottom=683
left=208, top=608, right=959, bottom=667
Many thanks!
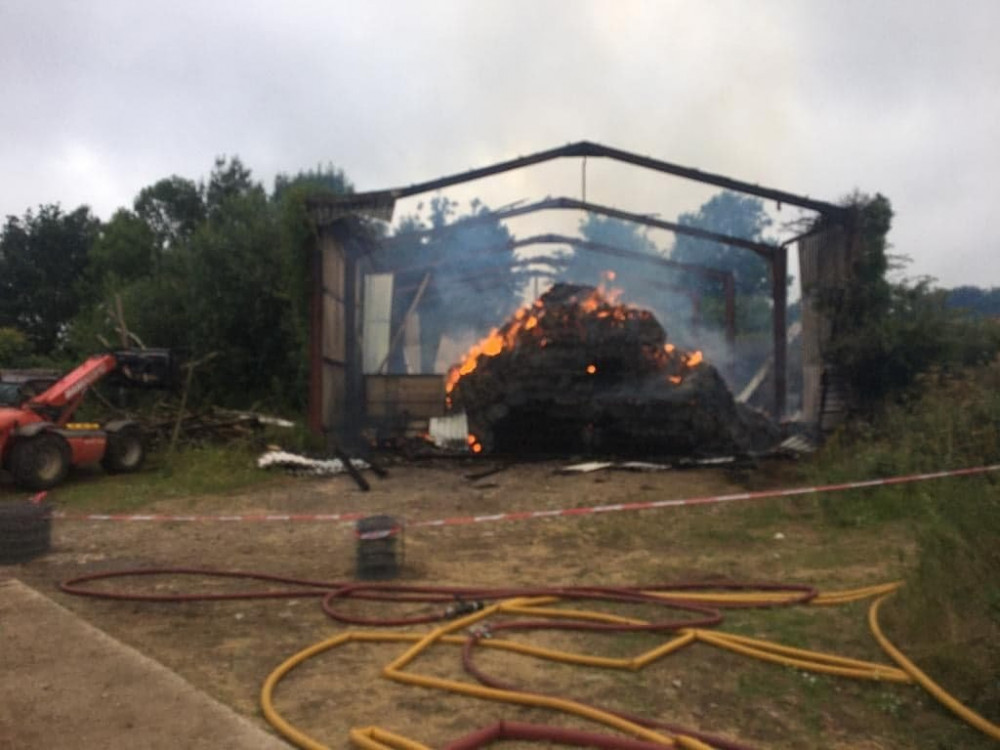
left=580, top=291, right=601, bottom=314
left=481, top=330, right=503, bottom=357
left=446, top=286, right=709, bottom=403
left=446, top=294, right=559, bottom=395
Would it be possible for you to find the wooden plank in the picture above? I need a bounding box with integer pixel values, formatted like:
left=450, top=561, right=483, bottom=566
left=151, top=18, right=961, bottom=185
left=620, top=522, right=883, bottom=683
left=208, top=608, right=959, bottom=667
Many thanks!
left=321, top=235, right=345, bottom=295
left=365, top=375, right=445, bottom=418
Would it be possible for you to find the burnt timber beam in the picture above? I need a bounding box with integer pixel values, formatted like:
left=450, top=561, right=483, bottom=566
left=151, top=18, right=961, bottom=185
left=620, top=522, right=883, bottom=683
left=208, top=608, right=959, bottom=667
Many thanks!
left=309, top=141, right=848, bottom=222
left=380, top=233, right=734, bottom=285
left=395, top=270, right=704, bottom=329
left=380, top=233, right=738, bottom=347
left=378, top=196, right=777, bottom=260
left=518, top=234, right=734, bottom=282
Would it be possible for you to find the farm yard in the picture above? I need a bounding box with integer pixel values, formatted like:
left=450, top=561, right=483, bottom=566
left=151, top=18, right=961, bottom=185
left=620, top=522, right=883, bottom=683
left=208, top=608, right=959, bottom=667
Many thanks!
left=2, top=453, right=995, bottom=749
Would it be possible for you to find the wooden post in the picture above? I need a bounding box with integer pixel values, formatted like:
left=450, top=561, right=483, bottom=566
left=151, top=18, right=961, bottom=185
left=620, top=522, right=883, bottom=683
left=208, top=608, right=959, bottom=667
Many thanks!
left=168, top=352, right=217, bottom=455
left=772, top=247, right=788, bottom=419
left=343, top=238, right=363, bottom=450
left=307, top=243, right=324, bottom=435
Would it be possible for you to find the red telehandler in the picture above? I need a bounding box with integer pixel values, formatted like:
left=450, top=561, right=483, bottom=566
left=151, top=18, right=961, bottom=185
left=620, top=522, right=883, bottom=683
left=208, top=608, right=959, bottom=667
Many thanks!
left=0, top=349, right=175, bottom=490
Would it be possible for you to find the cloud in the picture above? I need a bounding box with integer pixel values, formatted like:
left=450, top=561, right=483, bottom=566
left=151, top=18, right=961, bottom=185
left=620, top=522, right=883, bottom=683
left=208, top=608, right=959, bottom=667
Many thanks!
left=1, top=0, right=997, bottom=286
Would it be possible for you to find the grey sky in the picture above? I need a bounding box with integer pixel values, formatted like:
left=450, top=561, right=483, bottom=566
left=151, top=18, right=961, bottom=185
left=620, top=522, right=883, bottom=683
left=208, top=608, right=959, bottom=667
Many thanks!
left=2, top=0, right=998, bottom=288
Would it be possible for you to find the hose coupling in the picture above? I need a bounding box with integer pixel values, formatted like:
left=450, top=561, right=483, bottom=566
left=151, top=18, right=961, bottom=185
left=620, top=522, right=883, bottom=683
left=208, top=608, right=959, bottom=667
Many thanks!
left=468, top=625, right=493, bottom=640
left=444, top=599, right=486, bottom=619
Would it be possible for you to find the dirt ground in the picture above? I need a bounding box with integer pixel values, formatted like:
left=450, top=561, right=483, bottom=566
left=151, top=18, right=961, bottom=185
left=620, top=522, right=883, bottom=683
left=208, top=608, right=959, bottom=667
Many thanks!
left=0, top=459, right=989, bottom=749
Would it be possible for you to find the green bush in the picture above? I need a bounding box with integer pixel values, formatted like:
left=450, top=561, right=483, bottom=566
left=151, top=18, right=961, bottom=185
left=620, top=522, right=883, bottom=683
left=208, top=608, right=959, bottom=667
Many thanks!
left=807, top=362, right=1000, bottom=717
left=0, top=326, right=32, bottom=366
left=813, top=195, right=1000, bottom=412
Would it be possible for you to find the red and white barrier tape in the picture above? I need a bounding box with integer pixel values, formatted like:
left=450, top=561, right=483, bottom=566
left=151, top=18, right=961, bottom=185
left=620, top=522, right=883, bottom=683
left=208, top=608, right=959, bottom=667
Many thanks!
left=46, top=463, right=1000, bottom=527
left=50, top=510, right=371, bottom=523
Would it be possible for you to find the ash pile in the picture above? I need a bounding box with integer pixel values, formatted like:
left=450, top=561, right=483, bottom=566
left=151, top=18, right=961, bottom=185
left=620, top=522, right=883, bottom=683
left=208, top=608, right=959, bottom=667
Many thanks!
left=446, top=283, right=778, bottom=457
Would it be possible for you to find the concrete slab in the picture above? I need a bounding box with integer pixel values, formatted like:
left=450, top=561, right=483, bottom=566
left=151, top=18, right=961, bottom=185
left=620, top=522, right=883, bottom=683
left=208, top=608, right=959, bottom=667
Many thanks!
left=0, top=579, right=290, bottom=749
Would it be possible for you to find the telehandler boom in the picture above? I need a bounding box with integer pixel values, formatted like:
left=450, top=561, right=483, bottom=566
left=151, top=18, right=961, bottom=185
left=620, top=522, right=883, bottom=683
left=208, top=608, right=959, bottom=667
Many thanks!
left=0, top=350, right=174, bottom=490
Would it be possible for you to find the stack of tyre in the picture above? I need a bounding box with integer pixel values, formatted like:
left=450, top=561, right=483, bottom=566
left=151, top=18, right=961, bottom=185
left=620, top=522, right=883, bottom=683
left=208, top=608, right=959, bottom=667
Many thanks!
left=0, top=498, right=51, bottom=564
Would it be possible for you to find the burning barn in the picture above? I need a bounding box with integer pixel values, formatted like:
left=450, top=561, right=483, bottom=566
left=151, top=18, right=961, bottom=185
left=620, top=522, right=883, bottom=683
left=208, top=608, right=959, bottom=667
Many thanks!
left=303, top=141, right=859, bottom=454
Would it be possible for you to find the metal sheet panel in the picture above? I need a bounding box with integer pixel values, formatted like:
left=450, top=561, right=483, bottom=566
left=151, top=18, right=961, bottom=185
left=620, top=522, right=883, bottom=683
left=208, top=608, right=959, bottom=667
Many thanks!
left=429, top=412, right=469, bottom=448
left=403, top=312, right=421, bottom=374
left=362, top=273, right=393, bottom=373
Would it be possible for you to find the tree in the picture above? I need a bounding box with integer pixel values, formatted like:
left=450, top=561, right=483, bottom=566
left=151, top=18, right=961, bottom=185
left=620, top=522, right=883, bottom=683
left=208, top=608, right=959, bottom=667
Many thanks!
left=85, top=209, right=157, bottom=291
left=179, top=181, right=293, bottom=405
left=946, top=286, right=1000, bottom=317
left=133, top=176, right=205, bottom=258
left=63, top=156, right=357, bottom=411
left=117, top=159, right=355, bottom=409
left=206, top=156, right=256, bottom=217
left=669, top=191, right=778, bottom=335
left=0, top=327, right=32, bottom=365
left=671, top=191, right=773, bottom=296
left=561, top=214, right=662, bottom=287
left=381, top=197, right=526, bottom=371
left=0, top=204, right=100, bottom=353
left=273, top=163, right=353, bottom=202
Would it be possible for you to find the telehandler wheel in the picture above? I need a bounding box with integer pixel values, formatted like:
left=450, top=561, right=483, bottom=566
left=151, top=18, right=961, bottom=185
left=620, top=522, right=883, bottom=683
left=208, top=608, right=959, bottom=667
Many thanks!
left=101, top=425, right=145, bottom=474
left=9, top=432, right=71, bottom=491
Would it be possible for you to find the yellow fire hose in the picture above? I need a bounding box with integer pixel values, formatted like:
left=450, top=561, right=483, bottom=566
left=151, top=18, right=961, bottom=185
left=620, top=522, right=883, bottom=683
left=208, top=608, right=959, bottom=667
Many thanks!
left=260, top=581, right=999, bottom=749
left=868, top=593, right=1000, bottom=742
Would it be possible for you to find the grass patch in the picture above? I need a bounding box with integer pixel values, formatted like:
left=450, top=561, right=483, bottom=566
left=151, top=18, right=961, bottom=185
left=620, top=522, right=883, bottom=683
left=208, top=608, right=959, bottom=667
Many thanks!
left=804, top=362, right=1000, bottom=729
left=18, top=441, right=282, bottom=512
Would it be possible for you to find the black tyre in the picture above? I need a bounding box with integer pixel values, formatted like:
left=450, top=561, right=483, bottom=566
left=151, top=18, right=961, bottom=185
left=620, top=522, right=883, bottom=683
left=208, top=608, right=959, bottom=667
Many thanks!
left=9, top=433, right=71, bottom=491
left=101, top=425, right=145, bottom=474
left=0, top=500, right=52, bottom=564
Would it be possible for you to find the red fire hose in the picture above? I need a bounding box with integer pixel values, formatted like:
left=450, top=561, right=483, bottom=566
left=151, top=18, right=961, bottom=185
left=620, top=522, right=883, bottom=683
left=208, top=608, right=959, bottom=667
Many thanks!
left=459, top=618, right=753, bottom=750
left=58, top=568, right=827, bottom=748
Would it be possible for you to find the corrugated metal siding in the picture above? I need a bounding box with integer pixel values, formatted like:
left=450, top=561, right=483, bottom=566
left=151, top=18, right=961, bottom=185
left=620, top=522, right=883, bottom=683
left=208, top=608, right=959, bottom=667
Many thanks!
left=362, top=273, right=393, bottom=373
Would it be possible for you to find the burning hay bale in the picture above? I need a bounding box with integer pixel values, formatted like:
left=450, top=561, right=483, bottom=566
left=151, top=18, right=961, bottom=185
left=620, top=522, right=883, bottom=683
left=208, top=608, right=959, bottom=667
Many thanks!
left=446, top=283, right=778, bottom=457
